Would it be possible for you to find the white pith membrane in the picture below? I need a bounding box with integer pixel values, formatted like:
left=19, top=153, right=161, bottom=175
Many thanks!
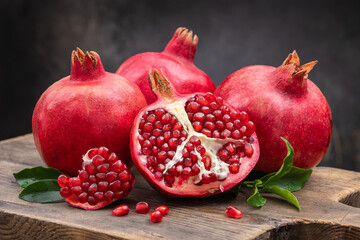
left=136, top=96, right=255, bottom=191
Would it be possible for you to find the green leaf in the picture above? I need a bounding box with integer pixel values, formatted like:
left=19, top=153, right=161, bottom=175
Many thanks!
left=264, top=167, right=313, bottom=192
left=262, top=185, right=301, bottom=210
left=19, top=179, right=63, bottom=203
left=261, top=138, right=294, bottom=186
left=13, top=166, right=63, bottom=188
left=247, top=180, right=267, bottom=207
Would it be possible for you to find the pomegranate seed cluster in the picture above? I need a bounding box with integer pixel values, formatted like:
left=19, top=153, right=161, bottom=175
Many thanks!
left=137, top=93, right=255, bottom=188
left=58, top=147, right=134, bottom=208
left=186, top=93, right=255, bottom=139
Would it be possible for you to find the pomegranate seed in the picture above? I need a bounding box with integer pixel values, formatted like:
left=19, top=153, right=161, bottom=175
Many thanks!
left=154, top=108, right=165, bottom=118
left=221, top=129, right=231, bottom=138
left=226, top=206, right=243, bottom=219
left=182, top=167, right=192, bottom=176
left=193, top=112, right=205, bottom=122
left=204, top=121, right=216, bottom=131
left=97, top=146, right=110, bottom=159
left=104, top=191, right=115, bottom=201
left=84, top=162, right=96, bottom=175
left=112, top=204, right=130, bottom=216
left=196, top=95, right=209, bottom=106
left=215, top=120, right=224, bottom=130
left=58, top=174, right=69, bottom=187
left=239, top=111, right=249, bottom=124
left=142, top=148, right=151, bottom=155
left=81, top=182, right=90, bottom=191
left=184, top=158, right=193, bottom=167
left=109, top=180, right=121, bottom=192
left=68, top=177, right=81, bottom=187
left=77, top=192, right=88, bottom=203
left=191, top=164, right=201, bottom=175
left=87, top=148, right=98, bottom=159
left=147, top=114, right=157, bottom=123
left=106, top=171, right=117, bottom=182
left=96, top=173, right=106, bottom=181
left=167, top=151, right=176, bottom=159
left=154, top=206, right=169, bottom=216
left=225, top=122, right=235, bottom=131
left=162, top=124, right=172, bottom=132
left=202, top=174, right=211, bottom=184
left=192, top=121, right=203, bottom=131
left=143, top=122, right=153, bottom=133
left=154, top=172, right=163, bottom=180
left=202, top=129, right=212, bottom=137
left=244, top=143, right=254, bottom=157
left=245, top=121, right=255, bottom=136
left=161, top=113, right=172, bottom=124
left=187, top=102, right=200, bottom=112
left=88, top=196, right=97, bottom=205
left=228, top=155, right=240, bottom=164
left=218, top=149, right=229, bottom=161
left=98, top=181, right=108, bottom=192
left=229, top=163, right=240, bottom=174
left=164, top=173, right=175, bottom=184
left=231, top=130, right=241, bottom=139
left=201, top=106, right=211, bottom=114
left=172, top=130, right=181, bottom=138
left=189, top=136, right=201, bottom=146
left=225, top=143, right=236, bottom=155
left=205, top=114, right=216, bottom=122
left=118, top=171, right=130, bottom=182
left=149, top=210, right=163, bottom=223
left=230, top=111, right=240, bottom=120
left=202, top=155, right=211, bottom=170
left=173, top=122, right=183, bottom=131
left=136, top=201, right=151, bottom=214
left=156, top=136, right=165, bottom=146
left=196, top=145, right=206, bottom=155
left=223, top=114, right=231, bottom=123
left=107, top=152, right=118, bottom=165
left=97, top=163, right=110, bottom=173
left=213, top=130, right=220, bottom=138
left=89, top=175, right=96, bottom=183
left=60, top=187, right=71, bottom=198
left=168, top=138, right=178, bottom=150
left=216, top=96, right=223, bottom=105
left=220, top=105, right=230, bottom=114
left=209, top=102, right=219, bottom=111
left=94, top=192, right=104, bottom=201
left=155, top=164, right=166, bottom=173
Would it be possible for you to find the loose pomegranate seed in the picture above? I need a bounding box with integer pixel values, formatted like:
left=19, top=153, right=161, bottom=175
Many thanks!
left=112, top=204, right=130, bottom=216
left=154, top=206, right=169, bottom=216
left=149, top=210, right=163, bottom=223
left=136, top=201, right=151, bottom=214
left=226, top=206, right=243, bottom=219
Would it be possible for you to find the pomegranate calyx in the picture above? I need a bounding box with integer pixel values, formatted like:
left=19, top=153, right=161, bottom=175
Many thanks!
left=148, top=69, right=176, bottom=101
left=163, top=27, right=198, bottom=62
left=70, top=48, right=105, bottom=81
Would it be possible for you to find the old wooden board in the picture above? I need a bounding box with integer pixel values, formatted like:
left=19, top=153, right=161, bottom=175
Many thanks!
left=1, top=134, right=360, bottom=240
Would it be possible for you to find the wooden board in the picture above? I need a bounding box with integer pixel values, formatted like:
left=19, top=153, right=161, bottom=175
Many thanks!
left=1, top=134, right=360, bottom=240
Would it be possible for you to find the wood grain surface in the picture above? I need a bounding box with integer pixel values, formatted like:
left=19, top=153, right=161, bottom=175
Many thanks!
left=1, top=134, right=360, bottom=240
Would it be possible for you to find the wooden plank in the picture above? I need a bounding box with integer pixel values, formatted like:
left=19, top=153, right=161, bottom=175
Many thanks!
left=1, top=134, right=360, bottom=240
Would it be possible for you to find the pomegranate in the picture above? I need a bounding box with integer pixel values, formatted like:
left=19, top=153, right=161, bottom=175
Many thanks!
left=32, top=48, right=147, bottom=176
left=136, top=201, right=151, bottom=214
left=58, top=147, right=134, bottom=210
left=130, top=69, right=259, bottom=198
left=226, top=206, right=243, bottom=219
left=215, top=51, right=332, bottom=173
left=154, top=206, right=169, bottom=216
left=113, top=204, right=130, bottom=216
left=149, top=210, right=163, bottom=223
left=116, top=27, right=215, bottom=104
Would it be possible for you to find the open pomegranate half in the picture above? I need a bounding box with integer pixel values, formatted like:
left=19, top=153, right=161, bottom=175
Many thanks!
left=130, top=69, right=259, bottom=197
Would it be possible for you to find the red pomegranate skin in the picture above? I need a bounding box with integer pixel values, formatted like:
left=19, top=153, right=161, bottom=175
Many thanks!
left=215, top=51, right=332, bottom=173
left=32, top=49, right=147, bottom=176
left=116, top=27, right=215, bottom=104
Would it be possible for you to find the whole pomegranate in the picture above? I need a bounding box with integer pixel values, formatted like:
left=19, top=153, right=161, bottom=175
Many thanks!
left=116, top=27, right=215, bottom=104
left=58, top=146, right=134, bottom=210
left=215, top=51, right=332, bottom=173
left=130, top=69, right=259, bottom=197
left=32, top=48, right=147, bottom=176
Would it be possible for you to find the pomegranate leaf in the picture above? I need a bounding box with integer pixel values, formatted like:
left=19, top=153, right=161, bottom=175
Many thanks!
left=18, top=179, right=63, bottom=203
left=13, top=166, right=63, bottom=188
left=263, top=167, right=312, bottom=192
left=239, top=138, right=312, bottom=210
left=262, top=186, right=301, bottom=210
left=247, top=180, right=266, bottom=207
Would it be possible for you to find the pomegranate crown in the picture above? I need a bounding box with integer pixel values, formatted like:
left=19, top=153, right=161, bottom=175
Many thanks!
left=281, top=50, right=318, bottom=79
left=276, top=50, right=318, bottom=96
left=147, top=68, right=178, bottom=102
left=163, top=27, right=199, bottom=62
left=70, top=48, right=105, bottom=80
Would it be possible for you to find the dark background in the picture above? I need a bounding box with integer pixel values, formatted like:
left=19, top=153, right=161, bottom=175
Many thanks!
left=1, top=0, right=359, bottom=171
